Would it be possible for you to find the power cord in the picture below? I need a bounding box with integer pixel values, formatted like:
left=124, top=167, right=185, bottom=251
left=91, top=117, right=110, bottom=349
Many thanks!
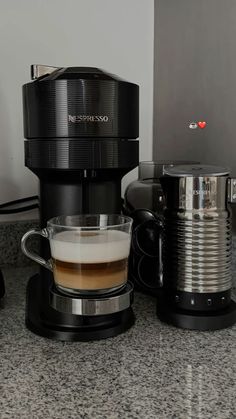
left=0, top=196, right=39, bottom=214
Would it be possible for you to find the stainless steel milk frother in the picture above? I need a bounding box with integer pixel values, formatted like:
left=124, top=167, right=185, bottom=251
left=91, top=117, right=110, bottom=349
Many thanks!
left=157, top=164, right=236, bottom=330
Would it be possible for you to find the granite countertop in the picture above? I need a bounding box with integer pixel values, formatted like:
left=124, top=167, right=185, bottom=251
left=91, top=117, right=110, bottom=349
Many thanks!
left=0, top=266, right=236, bottom=419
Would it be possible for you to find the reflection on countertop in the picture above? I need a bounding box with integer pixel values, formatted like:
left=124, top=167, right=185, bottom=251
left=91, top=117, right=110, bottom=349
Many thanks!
left=0, top=266, right=236, bottom=419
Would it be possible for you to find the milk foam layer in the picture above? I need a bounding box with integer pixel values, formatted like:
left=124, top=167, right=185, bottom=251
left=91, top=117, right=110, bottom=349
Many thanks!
left=50, top=230, right=130, bottom=263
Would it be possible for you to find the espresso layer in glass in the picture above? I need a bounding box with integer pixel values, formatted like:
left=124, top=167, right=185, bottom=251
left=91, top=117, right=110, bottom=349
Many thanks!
left=53, top=258, right=127, bottom=293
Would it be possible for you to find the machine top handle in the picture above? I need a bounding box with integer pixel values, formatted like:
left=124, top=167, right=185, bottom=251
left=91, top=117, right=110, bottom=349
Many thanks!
left=31, top=64, right=60, bottom=80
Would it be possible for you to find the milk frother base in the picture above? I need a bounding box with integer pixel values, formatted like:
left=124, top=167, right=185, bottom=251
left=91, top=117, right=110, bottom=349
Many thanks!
left=157, top=291, right=236, bottom=330
left=26, top=275, right=135, bottom=341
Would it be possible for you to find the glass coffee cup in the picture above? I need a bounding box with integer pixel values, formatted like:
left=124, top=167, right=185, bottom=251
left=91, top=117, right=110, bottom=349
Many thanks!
left=21, top=214, right=132, bottom=296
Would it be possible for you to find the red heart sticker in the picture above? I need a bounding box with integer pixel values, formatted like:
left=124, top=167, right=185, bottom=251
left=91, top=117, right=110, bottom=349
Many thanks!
left=198, top=121, right=206, bottom=129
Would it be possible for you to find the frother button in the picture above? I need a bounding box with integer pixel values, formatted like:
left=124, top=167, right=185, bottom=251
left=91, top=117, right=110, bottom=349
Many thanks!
left=221, top=297, right=225, bottom=304
left=190, top=298, right=195, bottom=305
left=207, top=298, right=212, bottom=306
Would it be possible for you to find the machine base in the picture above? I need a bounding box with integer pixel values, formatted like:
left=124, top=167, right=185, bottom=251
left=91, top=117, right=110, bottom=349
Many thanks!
left=26, top=274, right=135, bottom=341
left=157, top=291, right=236, bottom=330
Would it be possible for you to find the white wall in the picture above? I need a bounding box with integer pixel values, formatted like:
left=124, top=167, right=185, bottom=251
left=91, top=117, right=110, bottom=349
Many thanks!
left=0, top=0, right=154, bottom=218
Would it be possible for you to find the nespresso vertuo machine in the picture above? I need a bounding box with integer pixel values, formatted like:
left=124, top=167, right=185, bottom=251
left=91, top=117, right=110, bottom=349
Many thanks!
left=22, top=65, right=139, bottom=341
left=157, top=164, right=236, bottom=330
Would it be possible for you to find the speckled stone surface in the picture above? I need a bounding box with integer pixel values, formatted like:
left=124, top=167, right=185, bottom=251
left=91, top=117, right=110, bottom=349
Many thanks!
left=0, top=221, right=38, bottom=268
left=0, top=266, right=236, bottom=419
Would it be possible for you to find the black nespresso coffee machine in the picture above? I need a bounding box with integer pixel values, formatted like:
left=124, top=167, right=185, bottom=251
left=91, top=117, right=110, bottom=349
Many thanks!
left=22, top=65, right=139, bottom=341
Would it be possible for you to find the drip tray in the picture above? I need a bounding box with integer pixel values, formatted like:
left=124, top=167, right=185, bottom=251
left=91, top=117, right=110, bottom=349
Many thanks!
left=50, top=283, right=133, bottom=316
left=26, top=274, right=135, bottom=341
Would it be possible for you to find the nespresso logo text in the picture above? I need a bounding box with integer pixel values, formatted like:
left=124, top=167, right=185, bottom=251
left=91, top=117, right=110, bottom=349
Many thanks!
left=68, top=115, right=109, bottom=123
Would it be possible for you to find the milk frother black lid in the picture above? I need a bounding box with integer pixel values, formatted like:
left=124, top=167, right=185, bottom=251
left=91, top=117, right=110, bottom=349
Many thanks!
left=23, top=65, right=139, bottom=139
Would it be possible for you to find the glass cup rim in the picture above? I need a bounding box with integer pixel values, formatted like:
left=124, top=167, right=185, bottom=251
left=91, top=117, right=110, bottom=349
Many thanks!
left=47, top=214, right=133, bottom=230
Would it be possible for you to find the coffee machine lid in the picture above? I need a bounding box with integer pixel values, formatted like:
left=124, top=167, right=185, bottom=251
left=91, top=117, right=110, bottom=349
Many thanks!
left=23, top=65, right=139, bottom=139
left=30, top=64, right=127, bottom=82
left=163, top=164, right=230, bottom=177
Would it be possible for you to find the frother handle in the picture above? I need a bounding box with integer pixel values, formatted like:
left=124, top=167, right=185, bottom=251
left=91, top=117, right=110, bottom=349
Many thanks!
left=228, top=178, right=236, bottom=203
left=21, top=228, right=53, bottom=271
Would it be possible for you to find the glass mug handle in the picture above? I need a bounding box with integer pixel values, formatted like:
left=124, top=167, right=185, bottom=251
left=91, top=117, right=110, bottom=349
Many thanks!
left=21, top=228, right=53, bottom=271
